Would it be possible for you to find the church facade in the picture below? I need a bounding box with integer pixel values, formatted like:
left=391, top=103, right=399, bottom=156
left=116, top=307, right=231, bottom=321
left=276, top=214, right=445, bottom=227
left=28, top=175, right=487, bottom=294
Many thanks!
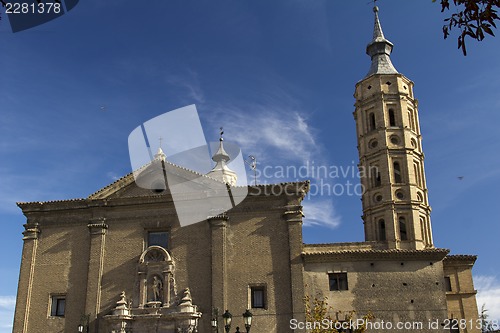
left=13, top=7, right=479, bottom=333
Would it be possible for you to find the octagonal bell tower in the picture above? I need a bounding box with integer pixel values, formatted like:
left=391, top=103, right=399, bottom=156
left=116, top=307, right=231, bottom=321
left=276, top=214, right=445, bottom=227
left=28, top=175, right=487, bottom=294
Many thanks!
left=354, top=6, right=433, bottom=250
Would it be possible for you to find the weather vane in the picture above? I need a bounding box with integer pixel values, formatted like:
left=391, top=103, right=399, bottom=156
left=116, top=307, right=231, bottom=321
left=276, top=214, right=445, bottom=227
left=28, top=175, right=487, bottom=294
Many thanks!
left=244, top=155, right=257, bottom=186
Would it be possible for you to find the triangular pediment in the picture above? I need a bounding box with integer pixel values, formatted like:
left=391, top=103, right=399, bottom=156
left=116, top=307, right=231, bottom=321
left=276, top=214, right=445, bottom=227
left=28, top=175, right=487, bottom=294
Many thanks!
left=88, top=159, right=227, bottom=200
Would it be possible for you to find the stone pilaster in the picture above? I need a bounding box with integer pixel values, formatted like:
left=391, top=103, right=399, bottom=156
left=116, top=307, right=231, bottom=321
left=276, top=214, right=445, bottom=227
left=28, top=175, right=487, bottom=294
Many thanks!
left=13, top=222, right=40, bottom=333
left=284, top=200, right=306, bottom=333
left=208, top=213, right=228, bottom=330
left=85, top=218, right=108, bottom=333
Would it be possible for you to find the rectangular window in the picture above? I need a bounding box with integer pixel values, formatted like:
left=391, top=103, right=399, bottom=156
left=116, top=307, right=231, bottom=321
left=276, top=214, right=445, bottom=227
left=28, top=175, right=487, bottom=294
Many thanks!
left=399, top=217, right=408, bottom=241
left=370, top=166, right=381, bottom=188
left=444, top=276, right=452, bottom=292
left=393, top=161, right=403, bottom=183
left=250, top=286, right=266, bottom=309
left=50, top=295, right=66, bottom=317
left=147, top=231, right=169, bottom=249
left=329, top=273, right=348, bottom=291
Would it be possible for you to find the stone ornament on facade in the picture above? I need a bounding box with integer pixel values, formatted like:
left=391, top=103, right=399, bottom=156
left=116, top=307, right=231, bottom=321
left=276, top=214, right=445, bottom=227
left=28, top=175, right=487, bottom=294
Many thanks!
left=104, top=248, right=201, bottom=332
left=152, top=276, right=163, bottom=303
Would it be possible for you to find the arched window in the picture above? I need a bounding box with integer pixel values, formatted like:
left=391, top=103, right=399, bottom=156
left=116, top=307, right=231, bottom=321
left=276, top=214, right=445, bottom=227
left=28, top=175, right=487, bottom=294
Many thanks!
left=414, top=162, right=422, bottom=187
left=393, top=162, right=402, bottom=183
left=389, top=109, right=396, bottom=127
left=399, top=217, right=408, bottom=241
left=420, top=217, right=427, bottom=245
left=378, top=219, right=386, bottom=241
left=408, top=110, right=415, bottom=131
left=369, top=113, right=376, bottom=131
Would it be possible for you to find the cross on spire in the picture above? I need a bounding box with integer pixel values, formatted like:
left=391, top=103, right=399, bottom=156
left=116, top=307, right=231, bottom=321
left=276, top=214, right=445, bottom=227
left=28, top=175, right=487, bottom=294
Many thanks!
left=367, top=0, right=378, bottom=10
left=159, top=137, right=164, bottom=149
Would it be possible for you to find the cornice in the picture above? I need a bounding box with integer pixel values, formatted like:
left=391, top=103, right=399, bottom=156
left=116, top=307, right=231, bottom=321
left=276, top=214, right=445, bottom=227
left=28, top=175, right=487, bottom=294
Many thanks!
left=443, top=254, right=477, bottom=266
left=302, top=247, right=450, bottom=263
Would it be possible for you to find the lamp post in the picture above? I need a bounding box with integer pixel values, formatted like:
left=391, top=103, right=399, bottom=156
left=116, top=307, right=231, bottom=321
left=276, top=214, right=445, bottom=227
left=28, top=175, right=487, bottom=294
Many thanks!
left=212, top=307, right=219, bottom=333
left=211, top=317, right=218, bottom=331
left=242, top=309, right=253, bottom=333
left=222, top=310, right=232, bottom=333
left=77, top=314, right=89, bottom=333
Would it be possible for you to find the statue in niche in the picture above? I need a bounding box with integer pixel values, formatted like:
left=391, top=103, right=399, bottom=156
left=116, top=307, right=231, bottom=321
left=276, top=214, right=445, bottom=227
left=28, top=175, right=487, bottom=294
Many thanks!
left=151, top=276, right=163, bottom=302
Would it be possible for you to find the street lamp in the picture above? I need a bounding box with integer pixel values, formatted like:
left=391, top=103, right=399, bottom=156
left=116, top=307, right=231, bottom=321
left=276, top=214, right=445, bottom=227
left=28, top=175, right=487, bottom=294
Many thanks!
left=222, top=310, right=232, bottom=333
left=78, top=314, right=89, bottom=333
left=211, top=307, right=219, bottom=332
left=242, top=309, right=253, bottom=333
left=211, top=317, right=218, bottom=329
left=77, top=323, right=89, bottom=333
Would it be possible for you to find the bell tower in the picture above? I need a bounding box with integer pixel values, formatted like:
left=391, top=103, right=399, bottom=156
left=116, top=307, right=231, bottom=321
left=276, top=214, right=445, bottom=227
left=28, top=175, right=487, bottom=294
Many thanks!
left=354, top=6, right=433, bottom=250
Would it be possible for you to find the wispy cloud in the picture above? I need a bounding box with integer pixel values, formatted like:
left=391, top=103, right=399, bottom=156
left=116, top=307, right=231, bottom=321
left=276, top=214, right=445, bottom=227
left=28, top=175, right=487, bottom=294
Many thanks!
left=0, top=296, right=15, bottom=331
left=0, top=169, right=60, bottom=213
left=205, top=101, right=320, bottom=168
left=475, top=275, right=500, bottom=322
left=106, top=171, right=121, bottom=181
left=0, top=158, right=98, bottom=213
left=200, top=87, right=343, bottom=229
left=166, top=69, right=205, bottom=104
left=302, top=199, right=341, bottom=229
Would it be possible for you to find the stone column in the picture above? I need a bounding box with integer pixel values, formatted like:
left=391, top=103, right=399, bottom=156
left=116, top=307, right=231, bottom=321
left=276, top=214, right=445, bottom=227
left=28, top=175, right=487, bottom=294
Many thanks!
left=208, top=213, right=228, bottom=327
left=13, top=221, right=40, bottom=333
left=85, top=218, right=108, bottom=333
left=138, top=270, right=147, bottom=307
left=163, top=270, right=173, bottom=306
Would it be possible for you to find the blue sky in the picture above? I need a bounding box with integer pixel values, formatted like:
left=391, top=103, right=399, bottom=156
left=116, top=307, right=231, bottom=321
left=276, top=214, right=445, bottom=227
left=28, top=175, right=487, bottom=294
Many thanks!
left=1, top=0, right=500, bottom=330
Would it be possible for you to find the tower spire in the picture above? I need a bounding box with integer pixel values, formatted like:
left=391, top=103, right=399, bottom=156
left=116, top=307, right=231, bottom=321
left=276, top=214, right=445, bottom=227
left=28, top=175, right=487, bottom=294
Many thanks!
left=372, top=5, right=385, bottom=40
left=365, top=5, right=398, bottom=77
left=207, top=127, right=237, bottom=186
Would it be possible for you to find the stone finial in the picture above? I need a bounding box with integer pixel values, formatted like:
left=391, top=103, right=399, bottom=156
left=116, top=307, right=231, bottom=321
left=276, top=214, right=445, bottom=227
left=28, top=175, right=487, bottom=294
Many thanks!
left=112, top=291, right=131, bottom=316
left=180, top=288, right=192, bottom=305
left=154, top=147, right=166, bottom=161
left=116, top=291, right=128, bottom=309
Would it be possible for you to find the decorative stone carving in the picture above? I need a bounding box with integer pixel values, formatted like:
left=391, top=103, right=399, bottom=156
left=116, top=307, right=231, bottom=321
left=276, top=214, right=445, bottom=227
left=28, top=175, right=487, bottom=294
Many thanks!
left=151, top=275, right=163, bottom=302
left=104, top=247, right=201, bottom=332
left=88, top=217, right=108, bottom=235
left=22, top=223, right=40, bottom=240
left=144, top=248, right=166, bottom=262
left=112, top=291, right=130, bottom=316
